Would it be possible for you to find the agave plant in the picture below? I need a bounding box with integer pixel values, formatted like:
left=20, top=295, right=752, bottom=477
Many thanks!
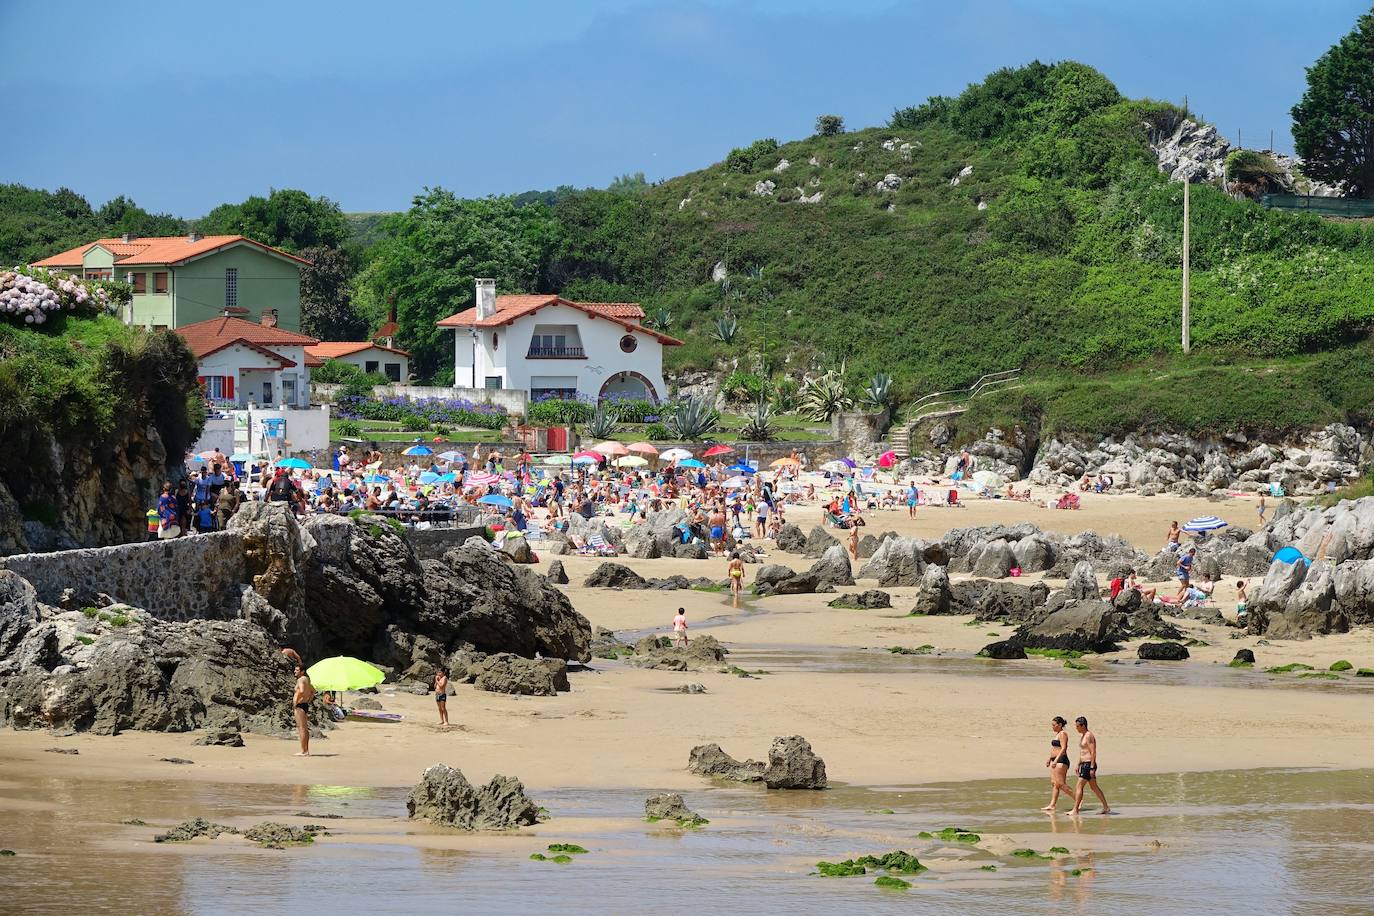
left=585, top=402, right=619, bottom=439
left=712, top=315, right=739, bottom=344
left=862, top=372, right=893, bottom=410
left=665, top=394, right=720, bottom=440
left=800, top=371, right=854, bottom=422
left=650, top=308, right=674, bottom=330
left=739, top=399, right=776, bottom=442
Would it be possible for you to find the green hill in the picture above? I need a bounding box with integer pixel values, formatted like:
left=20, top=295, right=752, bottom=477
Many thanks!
left=537, top=61, right=1374, bottom=438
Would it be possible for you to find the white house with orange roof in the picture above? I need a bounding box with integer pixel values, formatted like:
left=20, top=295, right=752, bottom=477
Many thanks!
left=436, top=279, right=681, bottom=402
left=305, top=342, right=411, bottom=382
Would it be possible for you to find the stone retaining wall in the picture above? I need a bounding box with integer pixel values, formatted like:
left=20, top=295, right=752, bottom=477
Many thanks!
left=0, top=532, right=246, bottom=621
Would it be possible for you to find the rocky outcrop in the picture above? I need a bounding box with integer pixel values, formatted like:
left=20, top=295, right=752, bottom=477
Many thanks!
left=775, top=524, right=806, bottom=553
left=827, top=590, right=892, bottom=610
left=546, top=560, right=569, bottom=585
left=469, top=653, right=567, bottom=696
left=1150, top=118, right=1229, bottom=183
left=688, top=743, right=765, bottom=782
left=645, top=792, right=702, bottom=823
left=1138, top=641, right=1189, bottom=661
left=583, top=563, right=647, bottom=589
left=628, top=634, right=727, bottom=670
left=810, top=546, right=855, bottom=590
left=1064, top=561, right=1100, bottom=600
left=688, top=736, right=827, bottom=789
left=405, top=764, right=540, bottom=830
left=1247, top=558, right=1349, bottom=640
left=0, top=571, right=39, bottom=658
left=978, top=640, right=1028, bottom=660
left=858, top=536, right=928, bottom=586
left=910, top=564, right=952, bottom=616
left=802, top=526, right=841, bottom=559
left=973, top=581, right=1050, bottom=623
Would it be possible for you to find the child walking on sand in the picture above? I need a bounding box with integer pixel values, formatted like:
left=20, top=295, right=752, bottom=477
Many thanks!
left=435, top=668, right=450, bottom=726
left=673, top=607, right=689, bottom=648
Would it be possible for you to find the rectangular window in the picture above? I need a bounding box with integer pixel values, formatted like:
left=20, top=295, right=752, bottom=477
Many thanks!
left=131, top=272, right=146, bottom=293
left=364, top=360, right=379, bottom=374
left=200, top=376, right=235, bottom=401
left=384, top=363, right=401, bottom=382
left=225, top=267, right=237, bottom=310
left=83, top=268, right=112, bottom=280
left=485, top=376, right=502, bottom=390
left=282, top=378, right=297, bottom=406
left=153, top=272, right=168, bottom=293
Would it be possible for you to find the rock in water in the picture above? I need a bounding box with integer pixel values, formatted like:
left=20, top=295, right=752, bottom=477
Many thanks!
left=645, top=792, right=700, bottom=821
left=1013, top=599, right=1122, bottom=654
left=583, top=562, right=647, bottom=589
left=775, top=524, right=806, bottom=553
left=546, top=560, right=569, bottom=585
left=762, top=735, right=827, bottom=789
left=808, top=545, right=855, bottom=590
left=1137, top=642, right=1189, bottom=661
left=977, top=640, right=1028, bottom=660
left=687, top=743, right=765, bottom=782
left=243, top=822, right=316, bottom=848
left=1232, top=648, right=1256, bottom=665
left=406, top=764, right=540, bottom=830
left=910, top=564, right=952, bottom=615
left=153, top=818, right=238, bottom=843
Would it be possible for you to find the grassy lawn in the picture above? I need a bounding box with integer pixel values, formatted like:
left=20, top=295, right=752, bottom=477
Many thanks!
left=330, top=419, right=503, bottom=444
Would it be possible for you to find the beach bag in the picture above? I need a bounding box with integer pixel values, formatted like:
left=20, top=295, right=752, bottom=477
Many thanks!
left=1009, top=567, right=1022, bottom=577
left=158, top=522, right=181, bottom=539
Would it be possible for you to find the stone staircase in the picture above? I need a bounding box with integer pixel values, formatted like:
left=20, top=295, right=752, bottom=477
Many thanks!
left=890, top=370, right=1023, bottom=459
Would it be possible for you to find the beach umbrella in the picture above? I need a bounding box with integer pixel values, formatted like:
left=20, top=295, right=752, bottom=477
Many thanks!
left=1273, top=546, right=1306, bottom=564
left=614, top=455, right=649, bottom=468
left=418, top=471, right=441, bottom=485
left=197, top=450, right=221, bottom=460
left=878, top=450, right=897, bottom=468
left=402, top=444, right=434, bottom=456
left=543, top=455, right=572, bottom=466
left=466, top=471, right=498, bottom=486
left=435, top=472, right=457, bottom=483
left=726, top=463, right=756, bottom=475
left=770, top=457, right=801, bottom=468
left=972, top=470, right=1005, bottom=489
left=627, top=442, right=659, bottom=455
left=678, top=458, right=706, bottom=469
left=187, top=454, right=207, bottom=465
left=230, top=452, right=255, bottom=462
left=479, top=493, right=513, bottom=508
left=841, top=457, right=857, bottom=469
left=820, top=460, right=849, bottom=473
left=276, top=457, right=311, bottom=469
left=592, top=441, right=629, bottom=457
left=364, top=473, right=390, bottom=484
left=702, top=444, right=733, bottom=458
left=573, top=450, right=603, bottom=460
left=723, top=475, right=750, bottom=489
left=571, top=454, right=598, bottom=465
left=1182, top=516, right=1228, bottom=533
left=438, top=450, right=464, bottom=462
left=660, top=447, right=693, bottom=461
left=306, top=656, right=385, bottom=692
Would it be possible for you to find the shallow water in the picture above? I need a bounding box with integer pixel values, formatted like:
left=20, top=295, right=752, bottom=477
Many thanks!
left=2, top=765, right=1372, bottom=914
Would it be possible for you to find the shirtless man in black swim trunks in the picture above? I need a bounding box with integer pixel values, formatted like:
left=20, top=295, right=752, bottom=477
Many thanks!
left=292, top=665, right=315, bottom=757
left=435, top=668, right=450, bottom=727
left=1042, top=716, right=1071, bottom=811
left=1071, top=716, right=1111, bottom=815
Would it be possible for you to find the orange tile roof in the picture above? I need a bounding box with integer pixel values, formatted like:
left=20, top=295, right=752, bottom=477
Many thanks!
left=307, top=341, right=411, bottom=359
left=32, top=235, right=311, bottom=268
left=436, top=295, right=679, bottom=345
left=177, top=316, right=319, bottom=368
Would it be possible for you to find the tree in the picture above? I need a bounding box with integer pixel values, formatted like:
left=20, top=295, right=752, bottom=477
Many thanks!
left=606, top=172, right=649, bottom=194
left=298, top=246, right=366, bottom=340
left=353, top=189, right=559, bottom=379
left=196, top=188, right=347, bottom=251
left=815, top=114, right=845, bottom=136
left=1292, top=9, right=1374, bottom=197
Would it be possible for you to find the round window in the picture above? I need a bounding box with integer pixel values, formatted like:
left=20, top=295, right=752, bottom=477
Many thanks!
left=619, top=334, right=638, bottom=353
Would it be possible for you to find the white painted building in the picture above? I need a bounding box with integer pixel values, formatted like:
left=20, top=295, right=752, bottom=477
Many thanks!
left=436, top=279, right=681, bottom=402
left=306, top=341, right=411, bottom=383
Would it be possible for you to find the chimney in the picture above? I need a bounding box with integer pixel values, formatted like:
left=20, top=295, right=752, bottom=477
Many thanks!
left=188, top=230, right=203, bottom=243
left=475, top=278, right=496, bottom=320
left=121, top=232, right=134, bottom=243
left=260, top=308, right=278, bottom=328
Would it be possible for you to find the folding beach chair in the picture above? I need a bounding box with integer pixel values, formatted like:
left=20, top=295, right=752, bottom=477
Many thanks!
left=579, top=534, right=618, bottom=557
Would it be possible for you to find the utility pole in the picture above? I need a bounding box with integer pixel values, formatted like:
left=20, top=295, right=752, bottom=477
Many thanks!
left=1182, top=180, right=1191, bottom=355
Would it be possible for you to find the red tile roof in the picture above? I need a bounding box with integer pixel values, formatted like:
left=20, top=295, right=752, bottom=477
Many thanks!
left=436, top=295, right=678, bottom=345
left=307, top=341, right=411, bottom=360
left=32, top=235, right=311, bottom=268
left=177, top=316, right=319, bottom=368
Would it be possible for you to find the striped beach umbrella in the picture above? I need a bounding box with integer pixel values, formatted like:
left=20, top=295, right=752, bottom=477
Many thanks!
left=465, top=471, right=499, bottom=486
left=1182, top=516, right=1228, bottom=533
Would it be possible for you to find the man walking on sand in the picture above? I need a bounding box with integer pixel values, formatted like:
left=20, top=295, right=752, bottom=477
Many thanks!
left=1071, top=716, right=1110, bottom=815
left=292, top=665, right=316, bottom=757
left=435, top=667, right=450, bottom=727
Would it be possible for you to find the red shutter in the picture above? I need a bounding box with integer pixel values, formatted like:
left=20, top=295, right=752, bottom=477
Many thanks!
left=225, top=376, right=234, bottom=400
left=197, top=375, right=206, bottom=389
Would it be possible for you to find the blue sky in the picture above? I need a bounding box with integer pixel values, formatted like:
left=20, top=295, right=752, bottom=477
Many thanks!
left=2, top=0, right=1366, bottom=215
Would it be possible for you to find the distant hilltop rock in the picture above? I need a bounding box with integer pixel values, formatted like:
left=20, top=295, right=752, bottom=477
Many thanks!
left=1150, top=118, right=1343, bottom=197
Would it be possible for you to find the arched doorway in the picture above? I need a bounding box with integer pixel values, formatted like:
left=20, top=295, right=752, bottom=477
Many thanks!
left=599, top=371, right=658, bottom=403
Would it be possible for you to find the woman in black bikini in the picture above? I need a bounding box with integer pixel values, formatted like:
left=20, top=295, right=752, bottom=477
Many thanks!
left=1042, top=716, right=1071, bottom=811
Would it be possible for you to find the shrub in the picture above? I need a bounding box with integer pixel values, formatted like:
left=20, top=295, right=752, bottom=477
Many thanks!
left=724, top=137, right=780, bottom=173
left=665, top=395, right=719, bottom=440
left=739, top=401, right=776, bottom=441
left=335, top=394, right=507, bottom=430
left=335, top=420, right=362, bottom=437
left=399, top=413, right=430, bottom=432
left=815, top=114, right=845, bottom=136
left=801, top=371, right=853, bottom=421
left=721, top=371, right=766, bottom=405
left=584, top=402, right=619, bottom=439
left=314, top=359, right=387, bottom=387
left=645, top=422, right=670, bottom=439
left=527, top=397, right=593, bottom=426
left=771, top=377, right=800, bottom=413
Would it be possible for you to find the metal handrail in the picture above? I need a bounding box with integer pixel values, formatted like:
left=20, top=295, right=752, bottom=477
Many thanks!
left=905, top=369, right=1021, bottom=413
left=526, top=346, right=586, bottom=358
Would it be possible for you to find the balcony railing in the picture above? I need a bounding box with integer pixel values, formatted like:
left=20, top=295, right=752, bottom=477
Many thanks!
left=526, top=346, right=586, bottom=359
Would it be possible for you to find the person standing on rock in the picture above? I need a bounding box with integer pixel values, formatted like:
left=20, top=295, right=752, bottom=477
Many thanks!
left=1043, top=716, right=1071, bottom=811
left=292, top=664, right=315, bottom=756
left=434, top=668, right=450, bottom=727
left=673, top=607, right=689, bottom=648
left=1071, top=717, right=1110, bottom=815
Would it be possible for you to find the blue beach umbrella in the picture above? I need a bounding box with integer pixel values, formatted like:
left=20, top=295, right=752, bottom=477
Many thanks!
left=479, top=493, right=513, bottom=508
left=439, top=450, right=465, bottom=462
left=276, top=457, right=311, bottom=469
left=678, top=458, right=706, bottom=469
left=403, top=444, right=434, bottom=456
left=435, top=472, right=457, bottom=483
left=418, top=471, right=441, bottom=485
left=1182, top=516, right=1227, bottom=533
left=1273, top=546, right=1306, bottom=564
left=726, top=464, right=756, bottom=475
left=364, top=473, right=390, bottom=484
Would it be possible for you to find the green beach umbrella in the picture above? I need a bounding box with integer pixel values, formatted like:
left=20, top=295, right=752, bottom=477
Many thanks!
left=306, top=656, right=385, bottom=692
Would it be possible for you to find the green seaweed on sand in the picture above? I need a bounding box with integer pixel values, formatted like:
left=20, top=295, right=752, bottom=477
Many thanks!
left=874, top=876, right=912, bottom=889
left=1011, top=849, right=1051, bottom=860
left=1329, top=660, right=1353, bottom=671
left=1185, top=638, right=1209, bottom=647
left=1024, top=648, right=1085, bottom=659
left=1049, top=846, right=1070, bottom=854
left=692, top=582, right=728, bottom=593
left=529, top=853, right=573, bottom=863
left=928, top=827, right=980, bottom=843
left=1265, top=663, right=1315, bottom=673
left=865, top=809, right=896, bottom=815
left=547, top=844, right=588, bottom=854
left=979, top=865, right=997, bottom=871
left=1063, top=659, right=1088, bottom=670
left=120, top=819, right=147, bottom=826
left=1227, top=659, right=1254, bottom=668
left=1356, top=668, right=1374, bottom=677
left=987, top=631, right=1000, bottom=636
left=1071, top=867, right=1095, bottom=876
left=1298, top=671, right=1340, bottom=680
left=0, top=849, right=15, bottom=856
left=889, top=645, right=934, bottom=655
left=817, top=851, right=926, bottom=877
left=816, top=861, right=867, bottom=877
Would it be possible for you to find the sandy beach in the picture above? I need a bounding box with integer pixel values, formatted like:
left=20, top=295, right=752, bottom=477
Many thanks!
left=6, top=492, right=1372, bottom=796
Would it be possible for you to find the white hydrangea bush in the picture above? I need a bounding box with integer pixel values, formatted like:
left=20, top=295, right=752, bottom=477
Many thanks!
left=0, top=267, right=117, bottom=324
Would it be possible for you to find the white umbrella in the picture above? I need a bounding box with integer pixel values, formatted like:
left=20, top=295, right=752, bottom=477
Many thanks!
left=972, top=470, right=1005, bottom=489
left=820, top=460, right=849, bottom=473
left=613, top=455, right=649, bottom=468
left=660, top=448, right=693, bottom=461
left=722, top=475, right=750, bottom=489
left=1183, top=516, right=1228, bottom=533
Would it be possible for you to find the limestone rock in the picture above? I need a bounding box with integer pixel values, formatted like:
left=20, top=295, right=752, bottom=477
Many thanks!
left=802, top=526, right=841, bottom=559
left=1232, top=648, right=1256, bottom=665
left=762, top=735, right=827, bottom=789
left=499, top=536, right=535, bottom=564
left=583, top=563, right=647, bottom=590
left=1064, top=561, right=1100, bottom=600
left=977, top=640, right=1028, bottom=660
left=857, top=536, right=926, bottom=586
left=406, top=764, right=540, bottom=830
left=827, top=590, right=891, bottom=610
left=470, top=653, right=559, bottom=696
left=1138, top=642, right=1189, bottom=661
left=546, top=560, right=569, bottom=585
left=974, top=581, right=1049, bottom=622
left=808, top=545, right=854, bottom=590
left=910, top=564, right=952, bottom=616
left=1013, top=599, right=1122, bottom=654
left=687, top=743, right=764, bottom=782
left=970, top=540, right=1015, bottom=578
left=0, top=570, right=39, bottom=658
left=645, top=792, right=701, bottom=822
left=775, top=524, right=806, bottom=553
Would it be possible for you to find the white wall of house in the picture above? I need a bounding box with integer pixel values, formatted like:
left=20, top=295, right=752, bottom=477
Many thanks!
left=450, top=303, right=668, bottom=401
left=196, top=343, right=312, bottom=408
left=326, top=347, right=410, bottom=382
